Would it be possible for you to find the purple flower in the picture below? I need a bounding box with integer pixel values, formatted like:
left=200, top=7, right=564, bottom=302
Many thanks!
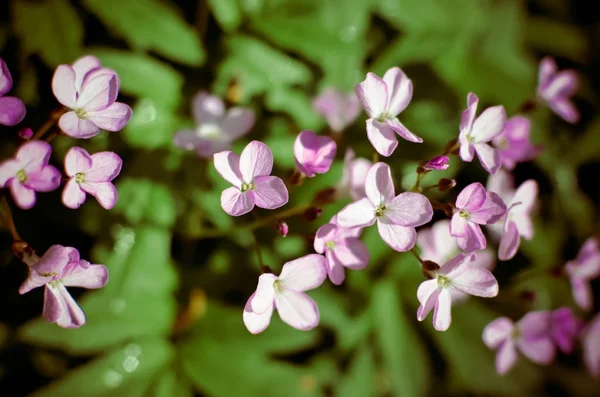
left=337, top=162, right=433, bottom=252
left=0, top=141, right=61, bottom=209
left=243, top=254, right=327, bottom=333
left=52, top=55, right=132, bottom=138
left=336, top=148, right=372, bottom=200
left=18, top=127, right=33, bottom=140
left=313, top=88, right=361, bottom=133
left=486, top=169, right=537, bottom=261
left=483, top=311, right=555, bottom=375
left=19, top=245, right=109, bottom=328
left=417, top=219, right=495, bottom=303
left=0, top=58, right=26, bottom=126
left=537, top=57, right=579, bottom=124
left=214, top=140, right=288, bottom=216
left=173, top=91, right=255, bottom=158
left=314, top=222, right=369, bottom=285
left=492, top=116, right=541, bottom=170
left=276, top=221, right=289, bottom=237
left=62, top=147, right=122, bottom=210
left=294, top=130, right=337, bottom=177
left=565, top=237, right=600, bottom=311
left=417, top=252, right=498, bottom=331
left=421, top=155, right=449, bottom=171
left=458, top=93, right=506, bottom=174
left=450, top=182, right=507, bottom=252
left=551, top=307, right=583, bottom=355
left=583, top=312, right=600, bottom=377
left=355, top=67, right=422, bottom=157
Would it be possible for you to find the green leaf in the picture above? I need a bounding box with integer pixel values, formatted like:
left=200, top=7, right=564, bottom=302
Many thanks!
left=336, top=345, right=376, bottom=397
left=265, top=87, right=323, bottom=130
left=525, top=17, right=588, bottom=62
left=115, top=178, right=177, bottom=228
left=208, top=0, right=242, bottom=32
left=31, top=337, right=173, bottom=397
left=83, top=0, right=204, bottom=66
left=124, top=99, right=183, bottom=149
left=91, top=49, right=184, bottom=109
left=20, top=226, right=178, bottom=354
left=147, top=367, right=193, bottom=397
left=12, top=0, right=83, bottom=67
left=372, top=280, right=430, bottom=397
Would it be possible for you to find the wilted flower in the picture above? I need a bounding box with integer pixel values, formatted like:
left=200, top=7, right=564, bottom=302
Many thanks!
left=492, top=116, right=541, bottom=170
left=458, top=93, right=506, bottom=174
left=551, top=307, right=582, bottom=355
left=537, top=57, right=579, bottom=124
left=52, top=55, right=132, bottom=138
left=293, top=130, right=336, bottom=177
left=0, top=141, right=61, bottom=209
left=417, top=252, right=498, bottom=331
left=336, top=148, right=372, bottom=200
left=214, top=141, right=288, bottom=216
left=62, top=147, right=122, bottom=210
left=19, top=245, right=109, bottom=328
left=337, top=162, right=433, bottom=252
left=243, top=254, right=327, bottom=333
left=313, top=88, right=360, bottom=132
left=0, top=58, right=26, bottom=126
left=565, top=237, right=600, bottom=311
left=173, top=91, right=255, bottom=157
left=355, top=67, right=422, bottom=157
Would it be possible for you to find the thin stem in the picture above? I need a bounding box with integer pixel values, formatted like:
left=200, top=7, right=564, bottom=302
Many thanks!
left=410, top=248, right=425, bottom=266
left=421, top=183, right=439, bottom=192
left=372, top=151, right=380, bottom=163
left=251, top=230, right=264, bottom=267
left=1, top=196, right=21, bottom=241
left=32, top=118, right=56, bottom=141
left=410, top=173, right=425, bottom=192
left=44, top=131, right=59, bottom=143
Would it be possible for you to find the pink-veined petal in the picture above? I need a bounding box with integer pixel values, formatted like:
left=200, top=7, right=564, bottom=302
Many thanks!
left=499, top=220, right=520, bottom=261
left=459, top=134, right=475, bottom=162
left=61, top=261, right=108, bottom=289
left=18, top=271, right=52, bottom=295
left=0, top=58, right=13, bottom=96
left=43, top=284, right=86, bottom=328
left=221, top=107, right=255, bottom=140
left=364, top=162, right=395, bottom=205
left=336, top=198, right=376, bottom=228
left=85, top=152, right=122, bottom=182
left=314, top=223, right=338, bottom=254
left=76, top=73, right=118, bottom=111
left=252, top=176, right=288, bottom=210
left=385, top=192, right=433, bottom=227
left=382, top=67, right=413, bottom=115
left=366, top=119, right=398, bottom=157
left=517, top=337, right=555, bottom=365
left=17, top=140, right=52, bottom=172
left=449, top=213, right=469, bottom=237
left=213, top=150, right=242, bottom=188
left=220, top=187, right=254, bottom=216
left=0, top=96, right=26, bottom=126
left=9, top=179, right=36, bottom=209
left=51, top=65, right=77, bottom=108
left=243, top=293, right=274, bottom=334
left=456, top=222, right=487, bottom=252
left=474, top=143, right=502, bottom=175
left=452, top=266, right=498, bottom=297
left=326, top=251, right=346, bottom=286
left=433, top=288, right=452, bottom=331
left=72, top=55, right=101, bottom=91
left=496, top=340, right=518, bottom=375
left=469, top=191, right=507, bottom=224
left=349, top=158, right=372, bottom=201
left=275, top=290, right=320, bottom=331
left=280, top=254, right=327, bottom=292
left=25, top=166, right=61, bottom=192
left=81, top=181, right=118, bottom=210
left=58, top=111, right=100, bottom=139
left=518, top=310, right=552, bottom=338
left=438, top=252, right=475, bottom=279
left=32, top=245, right=79, bottom=275
left=240, top=141, right=273, bottom=182
left=62, top=179, right=87, bottom=209
left=294, top=130, right=336, bottom=177
left=86, top=102, right=132, bottom=132
left=456, top=182, right=487, bottom=211
left=333, top=239, right=369, bottom=270
left=0, top=159, right=20, bottom=187
left=355, top=72, right=388, bottom=118
left=483, top=317, right=514, bottom=349
left=250, top=273, right=277, bottom=314
left=460, top=92, right=479, bottom=132
left=377, top=220, right=416, bottom=252
left=192, top=91, right=225, bottom=124
left=471, top=105, right=506, bottom=143
left=549, top=98, right=580, bottom=124
left=417, top=279, right=439, bottom=320
left=64, top=147, right=93, bottom=176
left=542, top=70, right=578, bottom=101
left=387, top=117, right=422, bottom=143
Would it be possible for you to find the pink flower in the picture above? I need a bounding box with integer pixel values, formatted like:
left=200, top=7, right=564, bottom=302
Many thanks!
left=565, top=237, right=600, bottom=311
left=583, top=312, right=600, bottom=377
left=243, top=254, right=327, bottom=333
left=492, top=116, right=541, bottom=170
left=276, top=221, right=289, bottom=237
left=0, top=141, right=61, bottom=209
left=214, top=141, right=288, bottom=216
left=417, top=252, right=498, bottom=331
left=483, top=311, right=555, bottom=375
left=355, top=67, right=422, bottom=157
left=537, top=57, right=579, bottom=124
left=337, top=162, right=433, bottom=252
left=336, top=148, right=372, bottom=200
left=62, top=147, right=122, bottom=210
left=173, top=91, right=255, bottom=158
left=52, top=55, right=132, bottom=139
left=19, top=245, right=109, bottom=328
left=313, top=88, right=360, bottom=132
left=421, top=155, right=449, bottom=171
left=486, top=169, right=537, bottom=261
left=0, top=58, right=26, bottom=126
left=551, top=307, right=583, bottom=355
left=294, top=130, right=336, bottom=177
left=458, top=93, right=506, bottom=174
left=18, top=127, right=33, bottom=140
left=314, top=222, right=369, bottom=285
left=417, top=219, right=495, bottom=303
left=450, top=182, right=507, bottom=252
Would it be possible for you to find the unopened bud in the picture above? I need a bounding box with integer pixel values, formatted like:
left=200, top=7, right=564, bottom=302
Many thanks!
left=314, top=187, right=336, bottom=205
left=276, top=221, right=288, bottom=237
left=18, top=127, right=33, bottom=140
left=421, top=156, right=450, bottom=172
left=303, top=207, right=322, bottom=222
left=422, top=260, right=439, bottom=279
left=443, top=138, right=460, bottom=155
left=287, top=169, right=305, bottom=186
left=438, top=178, right=456, bottom=191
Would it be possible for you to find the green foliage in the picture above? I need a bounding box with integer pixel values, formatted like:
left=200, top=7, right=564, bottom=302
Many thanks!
left=115, top=179, right=177, bottom=228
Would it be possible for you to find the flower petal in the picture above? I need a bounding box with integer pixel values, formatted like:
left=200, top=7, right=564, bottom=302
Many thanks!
left=333, top=239, right=369, bottom=270
left=459, top=137, right=475, bottom=162
left=51, top=65, right=77, bottom=108
left=326, top=251, right=346, bottom=286
left=542, top=70, right=578, bottom=101
left=336, top=198, right=376, bottom=228
left=251, top=273, right=277, bottom=314
left=517, top=337, right=555, bottom=365
left=81, top=181, right=118, bottom=210
left=43, top=284, right=86, bottom=328
left=0, top=96, right=26, bottom=126
left=76, top=73, right=118, bottom=111
left=0, top=159, right=20, bottom=187
left=280, top=254, right=327, bottom=291
left=377, top=220, right=416, bottom=252
left=86, top=102, right=133, bottom=132
left=483, top=317, right=514, bottom=349
left=62, top=179, right=87, bottom=209
left=314, top=223, right=338, bottom=254
left=496, top=340, right=518, bottom=375
left=18, top=270, right=52, bottom=295
left=64, top=147, right=93, bottom=176
left=460, top=92, right=479, bottom=133
left=474, top=143, right=502, bottom=175
left=294, top=130, right=336, bottom=177
left=9, top=179, right=36, bottom=209
left=365, top=162, right=395, bottom=206
left=498, top=220, right=520, bottom=261
left=17, top=141, right=52, bottom=172
left=450, top=213, right=469, bottom=238
left=416, top=279, right=439, bottom=321
left=549, top=98, right=580, bottom=124
left=433, top=288, right=452, bottom=331
left=221, top=107, right=255, bottom=139
left=240, top=141, right=274, bottom=182
left=62, top=261, right=109, bottom=289
left=86, top=152, right=123, bottom=182
left=32, top=245, right=79, bottom=275
left=472, top=105, right=506, bottom=143
left=518, top=310, right=552, bottom=337
left=469, top=191, right=507, bottom=224
left=538, top=57, right=556, bottom=90
left=387, top=117, right=422, bottom=143
left=275, top=290, right=320, bottom=331
left=192, top=91, right=225, bottom=124
left=252, top=176, right=288, bottom=210
left=382, top=67, right=413, bottom=116
left=456, top=222, right=487, bottom=252
left=58, top=111, right=100, bottom=139
left=213, top=150, right=242, bottom=188
left=366, top=118, right=398, bottom=157
left=355, top=72, right=388, bottom=118
left=452, top=266, right=498, bottom=297
left=571, top=278, right=592, bottom=311
left=25, top=166, right=61, bottom=192
left=456, top=182, right=486, bottom=212
left=220, top=187, right=254, bottom=216
left=243, top=293, right=273, bottom=334
left=0, top=58, right=13, bottom=96
left=385, top=192, right=433, bottom=227
left=72, top=55, right=101, bottom=91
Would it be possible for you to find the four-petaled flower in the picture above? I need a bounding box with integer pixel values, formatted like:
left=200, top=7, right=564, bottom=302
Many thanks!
left=336, top=148, right=372, bottom=200
left=52, top=55, right=132, bottom=138
left=337, top=162, right=433, bottom=252
left=458, top=93, right=506, bottom=174
left=243, top=254, right=327, bottom=333
left=417, top=252, right=498, bottom=331
left=483, top=311, right=555, bottom=375
left=355, top=67, right=422, bottom=157
left=19, top=245, right=109, bottom=328
left=173, top=91, right=255, bottom=158
left=486, top=169, right=537, bottom=261
left=450, top=182, right=507, bottom=252
left=565, top=237, right=600, bottom=311
left=314, top=221, right=369, bottom=285
left=0, top=57, right=26, bottom=126
left=492, top=116, right=541, bottom=171
left=62, top=147, right=122, bottom=210
left=0, top=141, right=61, bottom=209
left=294, top=130, right=337, bottom=177
left=550, top=307, right=582, bottom=355
left=214, top=140, right=288, bottom=216
left=312, top=88, right=361, bottom=133
left=537, top=57, right=579, bottom=124
left=583, top=312, right=600, bottom=377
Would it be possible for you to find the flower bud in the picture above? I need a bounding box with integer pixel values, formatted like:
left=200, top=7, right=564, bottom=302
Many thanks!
left=438, top=178, right=456, bottom=191
left=314, top=187, right=336, bottom=205
left=18, top=127, right=33, bottom=140
left=421, top=156, right=450, bottom=171
left=276, top=221, right=289, bottom=237
left=422, top=260, right=440, bottom=279
left=303, top=207, right=322, bottom=222
left=287, top=169, right=305, bottom=186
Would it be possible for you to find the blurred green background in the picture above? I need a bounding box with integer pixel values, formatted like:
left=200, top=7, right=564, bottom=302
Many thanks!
left=0, top=0, right=599, bottom=396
